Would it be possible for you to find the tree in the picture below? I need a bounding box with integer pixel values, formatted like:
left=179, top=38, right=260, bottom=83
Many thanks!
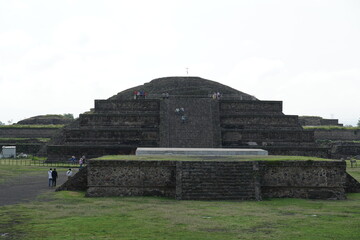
left=63, top=113, right=74, bottom=120
left=0, top=121, right=4, bottom=125
left=357, top=118, right=360, bottom=127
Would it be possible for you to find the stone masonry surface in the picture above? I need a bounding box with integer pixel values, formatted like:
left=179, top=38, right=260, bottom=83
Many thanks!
left=85, top=160, right=348, bottom=200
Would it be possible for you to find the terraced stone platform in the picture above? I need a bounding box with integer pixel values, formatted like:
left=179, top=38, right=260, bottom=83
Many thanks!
left=46, top=76, right=329, bottom=161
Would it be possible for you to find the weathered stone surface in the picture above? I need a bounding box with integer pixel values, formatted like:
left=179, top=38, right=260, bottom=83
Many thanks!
left=299, top=116, right=342, bottom=126
left=314, top=129, right=360, bottom=141
left=176, top=161, right=259, bottom=200
left=344, top=172, right=360, bottom=193
left=46, top=76, right=327, bottom=161
left=87, top=160, right=176, bottom=197
left=259, top=161, right=347, bottom=200
left=219, top=100, right=282, bottom=114
left=159, top=97, right=220, bottom=148
left=0, top=128, right=59, bottom=138
left=56, top=167, right=88, bottom=192
left=85, top=159, right=348, bottom=200
left=109, top=77, right=256, bottom=100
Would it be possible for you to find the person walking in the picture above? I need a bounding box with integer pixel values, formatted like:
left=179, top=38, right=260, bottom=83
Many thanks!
left=66, top=169, right=73, bottom=180
left=48, top=168, right=53, bottom=187
left=51, top=168, right=58, bottom=187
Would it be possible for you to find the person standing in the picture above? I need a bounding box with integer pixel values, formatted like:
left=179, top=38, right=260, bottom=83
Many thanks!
left=48, top=168, right=53, bottom=187
left=66, top=169, right=73, bottom=180
left=81, top=155, right=86, bottom=164
left=79, top=158, right=83, bottom=169
left=51, top=168, right=58, bottom=187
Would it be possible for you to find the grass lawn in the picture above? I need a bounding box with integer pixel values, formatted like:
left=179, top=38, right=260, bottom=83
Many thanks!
left=95, top=155, right=334, bottom=161
left=0, top=158, right=80, bottom=184
left=0, top=158, right=359, bottom=240
left=1, top=192, right=359, bottom=240
left=0, top=124, right=64, bottom=128
left=0, top=164, right=46, bottom=184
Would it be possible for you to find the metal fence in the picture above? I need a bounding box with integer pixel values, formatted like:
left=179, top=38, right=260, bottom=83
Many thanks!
left=0, top=158, right=85, bottom=168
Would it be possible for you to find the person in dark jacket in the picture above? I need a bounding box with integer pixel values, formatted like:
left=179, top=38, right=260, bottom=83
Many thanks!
left=51, top=168, right=58, bottom=187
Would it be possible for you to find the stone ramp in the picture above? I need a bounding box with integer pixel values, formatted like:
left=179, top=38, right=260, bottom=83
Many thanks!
left=160, top=97, right=221, bottom=148
left=176, top=161, right=260, bottom=200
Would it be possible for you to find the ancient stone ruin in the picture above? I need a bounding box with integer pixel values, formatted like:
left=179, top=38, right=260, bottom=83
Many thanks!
left=56, top=158, right=360, bottom=200
left=51, top=76, right=360, bottom=200
left=47, top=76, right=330, bottom=161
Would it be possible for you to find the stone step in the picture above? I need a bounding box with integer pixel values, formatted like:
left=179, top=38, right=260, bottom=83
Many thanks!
left=222, top=129, right=314, bottom=143
left=220, top=115, right=301, bottom=128
left=79, top=113, right=160, bottom=127
left=94, top=99, right=160, bottom=112
left=219, top=100, right=283, bottom=113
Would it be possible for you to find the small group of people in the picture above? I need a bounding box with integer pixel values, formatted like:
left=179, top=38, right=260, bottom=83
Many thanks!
left=133, top=90, right=147, bottom=99
left=175, top=107, right=185, bottom=115
left=48, top=168, right=74, bottom=187
left=161, top=92, right=169, bottom=99
left=175, top=107, right=187, bottom=123
left=69, top=155, right=86, bottom=168
left=212, top=92, right=222, bottom=100
left=47, top=168, right=58, bottom=187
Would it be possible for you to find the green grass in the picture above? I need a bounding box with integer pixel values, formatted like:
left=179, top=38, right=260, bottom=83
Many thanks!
left=95, top=155, right=333, bottom=161
left=0, top=192, right=359, bottom=240
left=0, top=164, right=47, bottom=184
left=0, top=158, right=78, bottom=183
left=0, top=124, right=64, bottom=128
left=304, top=126, right=360, bottom=130
left=1, top=158, right=359, bottom=239
left=0, top=138, right=50, bottom=142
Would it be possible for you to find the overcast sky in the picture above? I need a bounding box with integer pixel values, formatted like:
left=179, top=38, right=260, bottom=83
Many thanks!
left=1, top=0, right=359, bottom=125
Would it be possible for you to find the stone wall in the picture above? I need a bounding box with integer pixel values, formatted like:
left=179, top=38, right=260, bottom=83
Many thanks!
left=63, top=128, right=159, bottom=146
left=86, top=159, right=348, bottom=200
left=299, top=116, right=342, bottom=126
left=176, top=161, right=259, bottom=200
left=95, top=99, right=160, bottom=112
left=222, top=130, right=314, bottom=145
left=0, top=128, right=59, bottom=138
left=220, top=115, right=300, bottom=130
left=259, top=161, right=346, bottom=199
left=314, top=129, right=360, bottom=141
left=87, top=160, right=176, bottom=197
left=79, top=113, right=159, bottom=128
left=261, top=146, right=331, bottom=158
left=47, top=145, right=135, bottom=162
left=56, top=167, right=88, bottom=191
left=0, top=143, right=43, bottom=155
left=331, top=143, right=360, bottom=159
left=219, top=100, right=283, bottom=114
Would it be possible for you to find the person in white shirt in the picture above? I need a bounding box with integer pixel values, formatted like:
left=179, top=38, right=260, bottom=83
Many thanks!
left=48, top=168, right=53, bottom=187
left=66, top=169, right=73, bottom=180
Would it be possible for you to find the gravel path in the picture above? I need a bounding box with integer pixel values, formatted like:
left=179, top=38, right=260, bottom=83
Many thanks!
left=0, top=170, right=67, bottom=206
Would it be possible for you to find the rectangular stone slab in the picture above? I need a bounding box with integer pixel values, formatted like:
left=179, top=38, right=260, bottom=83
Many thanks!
left=136, top=147, right=268, bottom=156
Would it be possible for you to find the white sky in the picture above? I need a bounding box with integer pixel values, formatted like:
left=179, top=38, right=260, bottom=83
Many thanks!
left=0, top=0, right=359, bottom=125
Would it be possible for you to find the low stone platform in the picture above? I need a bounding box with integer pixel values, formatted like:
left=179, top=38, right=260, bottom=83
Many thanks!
left=136, top=147, right=268, bottom=156
left=84, top=159, right=349, bottom=200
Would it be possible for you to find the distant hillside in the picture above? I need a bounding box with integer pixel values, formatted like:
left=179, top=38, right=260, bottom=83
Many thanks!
left=17, top=114, right=74, bottom=125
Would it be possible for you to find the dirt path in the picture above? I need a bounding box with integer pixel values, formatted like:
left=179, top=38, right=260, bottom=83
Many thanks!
left=0, top=170, right=68, bottom=206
